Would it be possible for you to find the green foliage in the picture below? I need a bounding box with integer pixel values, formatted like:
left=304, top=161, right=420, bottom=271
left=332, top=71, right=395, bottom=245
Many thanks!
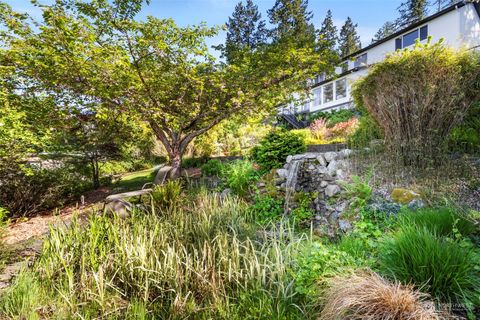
left=201, top=159, right=225, bottom=177
left=308, top=109, right=355, bottom=127
left=347, top=114, right=383, bottom=148
left=248, top=194, right=284, bottom=225
left=0, top=164, right=90, bottom=217
left=379, top=226, right=480, bottom=309
left=341, top=174, right=373, bottom=212
left=290, top=192, right=315, bottom=226
left=250, top=129, right=306, bottom=172
left=220, top=160, right=259, bottom=196
left=10, top=193, right=309, bottom=319
left=294, top=242, right=359, bottom=297
left=182, top=156, right=209, bottom=168
left=151, top=180, right=183, bottom=213
left=397, top=206, right=477, bottom=238
left=448, top=102, right=480, bottom=154
left=0, top=271, right=44, bottom=319
left=353, top=42, right=480, bottom=166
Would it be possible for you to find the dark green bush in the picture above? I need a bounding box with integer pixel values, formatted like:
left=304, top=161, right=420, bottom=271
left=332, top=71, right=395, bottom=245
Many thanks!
left=201, top=159, right=224, bottom=177
left=182, top=156, right=209, bottom=168
left=0, top=163, right=90, bottom=217
left=248, top=194, right=284, bottom=224
left=379, top=226, right=480, bottom=309
left=250, top=129, right=306, bottom=172
left=398, top=206, right=477, bottom=237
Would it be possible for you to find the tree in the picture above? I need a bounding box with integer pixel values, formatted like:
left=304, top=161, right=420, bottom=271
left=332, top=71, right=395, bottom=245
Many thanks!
left=268, top=0, right=316, bottom=46
left=318, top=10, right=338, bottom=52
left=0, top=0, right=329, bottom=178
left=396, top=0, right=429, bottom=28
left=372, top=21, right=397, bottom=43
left=431, top=0, right=457, bottom=12
left=222, top=0, right=267, bottom=63
left=339, top=17, right=361, bottom=57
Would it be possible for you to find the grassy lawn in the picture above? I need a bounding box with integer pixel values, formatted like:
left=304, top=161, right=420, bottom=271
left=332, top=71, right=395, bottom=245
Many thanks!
left=113, top=166, right=160, bottom=191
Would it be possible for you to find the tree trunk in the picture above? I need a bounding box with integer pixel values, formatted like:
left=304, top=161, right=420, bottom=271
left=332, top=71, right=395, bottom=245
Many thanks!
left=168, top=150, right=182, bottom=180
left=90, top=157, right=100, bottom=189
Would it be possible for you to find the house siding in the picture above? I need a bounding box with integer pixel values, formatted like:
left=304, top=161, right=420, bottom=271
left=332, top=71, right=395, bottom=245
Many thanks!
left=281, top=2, right=480, bottom=115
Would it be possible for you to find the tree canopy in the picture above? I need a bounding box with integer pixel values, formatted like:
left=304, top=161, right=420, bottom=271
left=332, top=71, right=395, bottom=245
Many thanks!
left=0, top=0, right=331, bottom=177
left=339, top=17, right=361, bottom=57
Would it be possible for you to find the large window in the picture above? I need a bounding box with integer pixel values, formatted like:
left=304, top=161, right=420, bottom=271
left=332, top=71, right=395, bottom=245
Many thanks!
left=313, top=88, right=321, bottom=106
left=354, top=53, right=367, bottom=68
left=395, top=25, right=428, bottom=49
left=323, top=83, right=333, bottom=103
left=336, top=78, right=347, bottom=100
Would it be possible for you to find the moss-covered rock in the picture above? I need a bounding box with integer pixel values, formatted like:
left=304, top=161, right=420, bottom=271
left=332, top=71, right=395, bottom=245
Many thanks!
left=390, top=188, right=421, bottom=205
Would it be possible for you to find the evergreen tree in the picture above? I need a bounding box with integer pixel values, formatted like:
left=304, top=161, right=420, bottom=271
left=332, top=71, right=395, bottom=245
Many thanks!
left=372, top=21, right=396, bottom=43
left=396, top=0, right=429, bottom=28
left=318, top=10, right=338, bottom=52
left=268, top=0, right=316, bottom=46
left=223, top=0, right=267, bottom=62
left=431, top=0, right=457, bottom=12
left=338, top=17, right=361, bottom=57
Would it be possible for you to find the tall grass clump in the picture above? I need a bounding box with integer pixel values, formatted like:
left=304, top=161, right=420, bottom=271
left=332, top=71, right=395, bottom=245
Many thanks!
left=319, top=271, right=443, bottom=320
left=4, top=193, right=310, bottom=319
left=379, top=226, right=480, bottom=311
left=397, top=206, right=477, bottom=237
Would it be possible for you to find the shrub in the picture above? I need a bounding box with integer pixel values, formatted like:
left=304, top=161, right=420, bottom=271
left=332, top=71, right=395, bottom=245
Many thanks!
left=309, top=118, right=328, bottom=140
left=294, top=242, right=359, bottom=297
left=319, top=271, right=443, bottom=320
left=250, top=129, right=306, bottom=172
left=0, top=162, right=91, bottom=217
left=448, top=102, right=480, bottom=154
left=220, top=160, right=259, bottom=196
left=341, top=174, right=373, bottom=211
left=353, top=42, right=480, bottom=166
left=201, top=159, right=224, bottom=177
left=248, top=194, right=284, bottom=224
left=150, top=180, right=183, bottom=213
left=347, top=114, right=383, bottom=148
left=379, top=226, right=480, bottom=309
left=308, top=109, right=356, bottom=127
left=325, top=118, right=359, bottom=140
left=181, top=156, right=209, bottom=168
left=398, top=206, right=477, bottom=238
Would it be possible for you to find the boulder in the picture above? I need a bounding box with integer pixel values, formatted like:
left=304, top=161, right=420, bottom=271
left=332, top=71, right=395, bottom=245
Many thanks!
left=327, top=160, right=338, bottom=175
left=286, top=155, right=293, bottom=163
left=340, top=149, right=353, bottom=159
left=390, top=188, right=422, bottom=205
left=276, top=169, right=288, bottom=179
left=220, top=188, right=232, bottom=201
left=320, top=181, right=329, bottom=188
left=338, top=219, right=352, bottom=233
left=325, top=184, right=341, bottom=197
left=323, top=152, right=337, bottom=163
left=316, top=154, right=327, bottom=166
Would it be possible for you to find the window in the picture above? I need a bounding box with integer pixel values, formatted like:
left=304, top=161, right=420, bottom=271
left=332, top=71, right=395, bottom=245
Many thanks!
left=354, top=53, right=367, bottom=68
left=395, top=25, right=428, bottom=49
left=313, top=88, right=321, bottom=106
left=395, top=38, right=402, bottom=50
left=420, top=25, right=428, bottom=40
left=403, top=29, right=419, bottom=47
left=340, top=62, right=348, bottom=73
left=323, top=83, right=333, bottom=103
left=336, top=78, right=347, bottom=100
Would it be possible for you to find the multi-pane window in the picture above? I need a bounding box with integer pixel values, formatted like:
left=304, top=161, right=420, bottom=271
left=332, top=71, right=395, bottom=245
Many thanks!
left=323, top=83, right=333, bottom=103
left=336, top=78, right=347, bottom=100
left=354, top=53, right=367, bottom=68
left=395, top=25, right=428, bottom=49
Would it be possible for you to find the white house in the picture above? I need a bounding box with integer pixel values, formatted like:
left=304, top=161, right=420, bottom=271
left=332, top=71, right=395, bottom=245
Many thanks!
left=279, top=0, right=480, bottom=125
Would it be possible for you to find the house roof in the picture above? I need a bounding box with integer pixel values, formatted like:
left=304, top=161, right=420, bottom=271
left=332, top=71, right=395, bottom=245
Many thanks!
left=342, top=0, right=476, bottom=61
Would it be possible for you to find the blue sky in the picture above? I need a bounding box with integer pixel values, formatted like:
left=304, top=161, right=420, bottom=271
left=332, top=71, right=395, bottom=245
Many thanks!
left=4, top=0, right=402, bottom=52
